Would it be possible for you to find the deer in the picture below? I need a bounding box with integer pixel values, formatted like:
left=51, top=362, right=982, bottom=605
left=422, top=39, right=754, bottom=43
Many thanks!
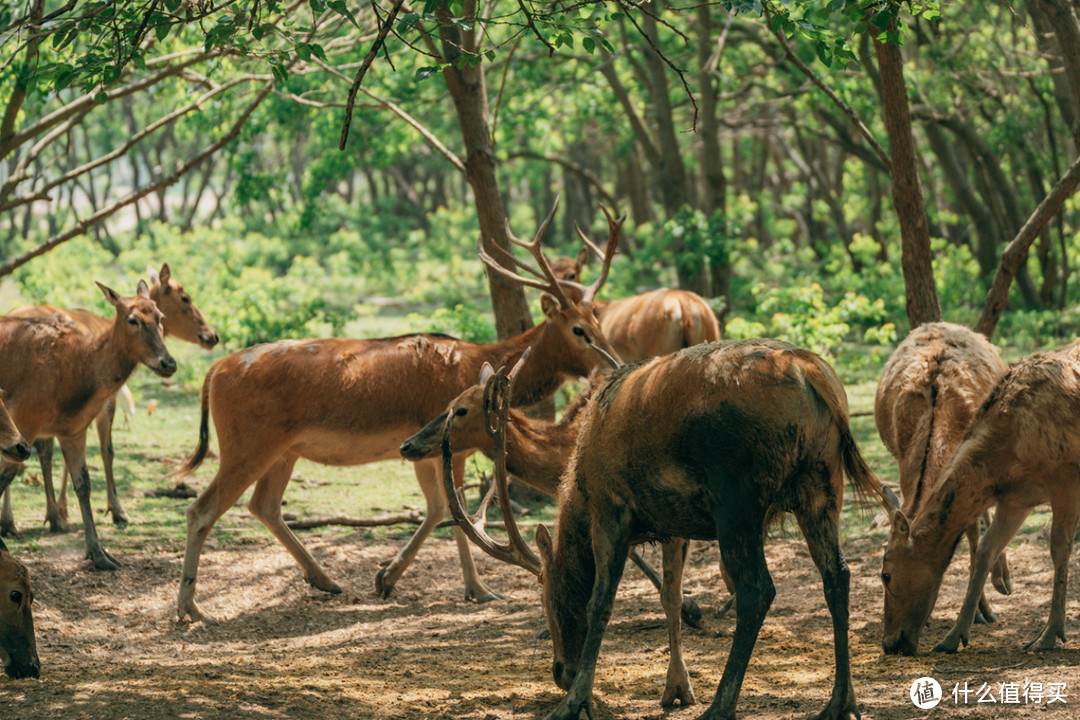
left=443, top=339, right=889, bottom=720
left=552, top=230, right=721, bottom=362
left=3, top=263, right=218, bottom=531
left=0, top=550, right=38, bottom=680
left=881, top=339, right=1080, bottom=656
left=399, top=359, right=704, bottom=628
left=875, top=322, right=1011, bottom=627
left=0, top=280, right=177, bottom=571
left=170, top=199, right=622, bottom=624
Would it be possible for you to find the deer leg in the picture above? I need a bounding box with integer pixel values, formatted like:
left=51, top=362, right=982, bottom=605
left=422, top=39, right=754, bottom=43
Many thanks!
left=794, top=477, right=858, bottom=720
left=546, top=507, right=632, bottom=720
left=57, top=433, right=119, bottom=571
left=934, top=502, right=1030, bottom=653
left=985, top=510, right=1012, bottom=595
left=248, top=454, right=340, bottom=595
left=966, top=521, right=997, bottom=625
left=35, top=439, right=68, bottom=534
left=178, top=452, right=278, bottom=624
left=1025, top=483, right=1079, bottom=651
left=701, top=504, right=773, bottom=720
left=630, top=547, right=703, bottom=628
left=96, top=399, right=127, bottom=525
left=659, top=538, right=696, bottom=708
left=0, top=463, right=22, bottom=538
left=716, top=557, right=738, bottom=619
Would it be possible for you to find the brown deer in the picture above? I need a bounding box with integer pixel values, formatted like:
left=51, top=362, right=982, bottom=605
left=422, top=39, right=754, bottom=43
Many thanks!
left=4, top=263, right=218, bottom=530
left=171, top=201, right=622, bottom=624
left=0, top=550, right=38, bottom=679
left=881, top=339, right=1080, bottom=655
left=399, top=362, right=704, bottom=627
left=446, top=339, right=887, bottom=719
left=0, top=281, right=176, bottom=570
left=875, top=322, right=1011, bottom=626
left=553, top=235, right=720, bottom=362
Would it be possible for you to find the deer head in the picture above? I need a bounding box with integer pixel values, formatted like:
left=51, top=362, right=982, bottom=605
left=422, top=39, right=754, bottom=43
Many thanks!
left=0, top=551, right=39, bottom=679
left=148, top=263, right=220, bottom=349
left=98, top=280, right=177, bottom=378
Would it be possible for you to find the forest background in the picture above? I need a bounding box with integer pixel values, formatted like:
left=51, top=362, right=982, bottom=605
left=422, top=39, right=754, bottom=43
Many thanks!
left=3, top=0, right=1080, bottom=370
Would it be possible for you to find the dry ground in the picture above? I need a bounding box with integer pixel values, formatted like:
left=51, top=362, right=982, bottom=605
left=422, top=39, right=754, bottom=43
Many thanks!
left=3, top=519, right=1080, bottom=720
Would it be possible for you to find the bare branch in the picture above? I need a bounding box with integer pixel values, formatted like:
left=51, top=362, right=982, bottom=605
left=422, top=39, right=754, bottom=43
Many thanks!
left=339, top=0, right=407, bottom=150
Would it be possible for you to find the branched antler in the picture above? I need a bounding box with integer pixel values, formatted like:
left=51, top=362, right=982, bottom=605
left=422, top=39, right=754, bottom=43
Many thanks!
left=571, top=204, right=625, bottom=303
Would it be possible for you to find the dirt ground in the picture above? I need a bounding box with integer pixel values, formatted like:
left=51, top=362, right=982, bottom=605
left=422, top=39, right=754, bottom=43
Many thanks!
left=3, top=522, right=1079, bottom=720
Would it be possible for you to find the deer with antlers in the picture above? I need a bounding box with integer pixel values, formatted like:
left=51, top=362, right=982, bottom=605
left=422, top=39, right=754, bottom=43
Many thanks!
left=881, top=339, right=1080, bottom=655
left=0, top=281, right=176, bottom=570
left=3, top=263, right=218, bottom=532
left=875, top=322, right=1011, bottom=632
left=171, top=200, right=622, bottom=624
left=443, top=339, right=886, bottom=719
left=552, top=217, right=721, bottom=362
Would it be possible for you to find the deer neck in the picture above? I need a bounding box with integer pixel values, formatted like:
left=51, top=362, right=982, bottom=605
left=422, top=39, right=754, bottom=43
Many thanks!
left=504, top=412, right=579, bottom=496
left=96, top=321, right=139, bottom=390
left=910, top=459, right=995, bottom=572
left=550, top=486, right=595, bottom=600
left=482, top=323, right=567, bottom=407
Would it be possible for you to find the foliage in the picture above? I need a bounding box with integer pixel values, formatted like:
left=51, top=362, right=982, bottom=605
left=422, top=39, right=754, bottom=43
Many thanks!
left=405, top=303, right=495, bottom=343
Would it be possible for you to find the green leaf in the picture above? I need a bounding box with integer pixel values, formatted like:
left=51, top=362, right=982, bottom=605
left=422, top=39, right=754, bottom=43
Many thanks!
left=164, top=0, right=182, bottom=12
left=102, top=65, right=121, bottom=84
left=327, top=0, right=359, bottom=28
left=583, top=36, right=595, bottom=54
left=53, top=68, right=76, bottom=91
left=93, top=91, right=108, bottom=104
left=309, top=0, right=327, bottom=12
left=295, top=43, right=311, bottom=61
left=155, top=22, right=170, bottom=42
left=414, top=65, right=440, bottom=82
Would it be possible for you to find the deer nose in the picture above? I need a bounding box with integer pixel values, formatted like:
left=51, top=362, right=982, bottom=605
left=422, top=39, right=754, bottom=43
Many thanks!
left=200, top=331, right=220, bottom=348
left=159, top=357, right=178, bottom=377
left=13, top=442, right=31, bottom=461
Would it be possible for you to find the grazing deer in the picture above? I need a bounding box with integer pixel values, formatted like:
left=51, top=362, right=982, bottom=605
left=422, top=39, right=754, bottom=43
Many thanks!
left=882, top=339, right=1080, bottom=655
left=0, top=550, right=38, bottom=679
left=446, top=340, right=886, bottom=719
left=399, top=363, right=704, bottom=627
left=4, top=263, right=218, bottom=530
left=171, top=201, right=622, bottom=624
left=0, top=281, right=176, bottom=570
left=875, top=322, right=1011, bottom=626
left=552, top=224, right=720, bottom=362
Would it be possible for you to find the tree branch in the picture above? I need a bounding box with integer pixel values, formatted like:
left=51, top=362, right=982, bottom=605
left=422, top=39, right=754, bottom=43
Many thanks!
left=339, top=0, right=407, bottom=150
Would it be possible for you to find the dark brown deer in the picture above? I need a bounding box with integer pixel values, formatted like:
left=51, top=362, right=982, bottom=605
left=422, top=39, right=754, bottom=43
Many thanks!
left=446, top=340, right=886, bottom=719
left=881, top=339, right=1080, bottom=655
left=399, top=362, right=704, bottom=627
left=171, top=201, right=622, bottom=624
left=0, top=281, right=175, bottom=570
left=552, top=219, right=721, bottom=362
left=0, top=549, right=38, bottom=679
left=4, top=263, right=218, bottom=530
left=875, top=322, right=1011, bottom=626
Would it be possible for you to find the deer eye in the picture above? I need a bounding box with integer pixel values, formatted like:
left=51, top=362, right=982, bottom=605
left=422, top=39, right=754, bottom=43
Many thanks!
left=10, top=590, right=22, bottom=605
left=454, top=407, right=468, bottom=417
left=567, top=272, right=577, bottom=280
left=182, top=295, right=191, bottom=304
left=572, top=326, right=585, bottom=337
left=881, top=572, right=891, bottom=585
left=127, top=317, right=138, bottom=326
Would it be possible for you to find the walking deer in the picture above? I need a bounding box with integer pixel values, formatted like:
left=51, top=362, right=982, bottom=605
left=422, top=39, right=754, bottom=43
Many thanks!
left=4, top=263, right=218, bottom=530
left=882, top=339, right=1080, bottom=655
left=552, top=217, right=721, bottom=362
left=399, top=361, right=704, bottom=627
left=446, top=340, right=887, bottom=720
left=0, top=281, right=176, bottom=570
left=171, top=201, right=622, bottom=624
left=0, top=550, right=38, bottom=679
left=875, top=322, right=1011, bottom=627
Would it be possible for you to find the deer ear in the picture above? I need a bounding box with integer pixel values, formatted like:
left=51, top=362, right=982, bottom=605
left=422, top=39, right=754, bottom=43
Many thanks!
left=146, top=265, right=160, bottom=286
left=540, top=293, right=561, bottom=320
left=136, top=279, right=151, bottom=299
left=535, top=523, right=554, bottom=567
left=158, top=263, right=171, bottom=288
left=576, top=247, right=589, bottom=269
left=479, top=362, right=495, bottom=384
left=890, top=510, right=911, bottom=544
left=96, top=282, right=123, bottom=308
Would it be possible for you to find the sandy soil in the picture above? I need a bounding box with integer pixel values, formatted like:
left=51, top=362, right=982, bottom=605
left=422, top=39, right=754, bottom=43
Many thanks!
left=3, top=524, right=1079, bottom=720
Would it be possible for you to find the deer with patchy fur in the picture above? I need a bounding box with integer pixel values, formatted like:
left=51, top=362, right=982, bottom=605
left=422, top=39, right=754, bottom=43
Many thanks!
left=882, top=339, right=1080, bottom=655
left=4, top=263, right=218, bottom=530
left=171, top=201, right=622, bottom=624
left=0, top=549, right=38, bottom=679
left=875, top=322, right=1011, bottom=628
left=446, top=339, right=886, bottom=720
left=0, top=281, right=176, bottom=570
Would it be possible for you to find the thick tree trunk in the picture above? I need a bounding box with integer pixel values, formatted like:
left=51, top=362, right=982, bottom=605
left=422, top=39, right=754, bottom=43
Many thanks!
left=436, top=1, right=531, bottom=340
left=874, top=27, right=942, bottom=327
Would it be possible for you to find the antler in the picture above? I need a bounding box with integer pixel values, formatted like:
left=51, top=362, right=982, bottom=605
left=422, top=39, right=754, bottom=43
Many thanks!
left=477, top=196, right=575, bottom=309
left=441, top=348, right=542, bottom=576
left=571, top=203, right=624, bottom=303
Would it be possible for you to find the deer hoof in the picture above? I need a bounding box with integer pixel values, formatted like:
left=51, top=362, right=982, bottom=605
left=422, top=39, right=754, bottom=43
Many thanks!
left=45, top=515, right=70, bottom=534
left=110, top=507, right=131, bottom=525
left=375, top=568, right=394, bottom=599
left=307, top=574, right=342, bottom=594
left=89, top=549, right=121, bottom=571
left=0, top=522, right=19, bottom=538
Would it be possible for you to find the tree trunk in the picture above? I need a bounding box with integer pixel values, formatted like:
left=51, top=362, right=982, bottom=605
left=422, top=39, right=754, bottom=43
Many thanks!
left=873, top=25, right=942, bottom=327
left=435, top=1, right=531, bottom=340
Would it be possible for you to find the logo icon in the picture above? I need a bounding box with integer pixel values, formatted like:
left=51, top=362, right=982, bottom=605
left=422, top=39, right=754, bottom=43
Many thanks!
left=911, top=677, right=942, bottom=709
